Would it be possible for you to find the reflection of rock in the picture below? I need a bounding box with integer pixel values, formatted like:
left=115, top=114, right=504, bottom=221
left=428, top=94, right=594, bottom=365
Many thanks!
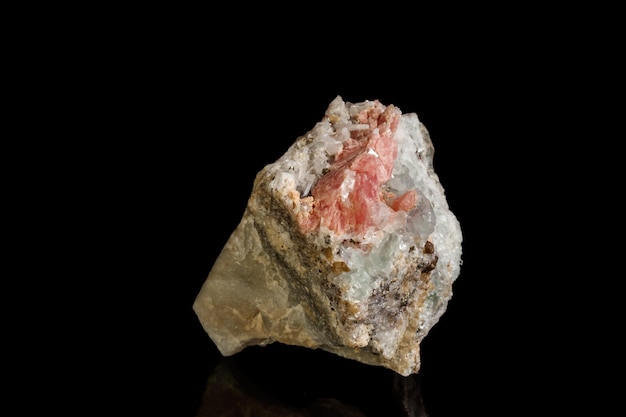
left=195, top=346, right=430, bottom=417
left=194, top=96, right=462, bottom=376
left=392, top=373, right=429, bottom=417
left=196, top=358, right=368, bottom=417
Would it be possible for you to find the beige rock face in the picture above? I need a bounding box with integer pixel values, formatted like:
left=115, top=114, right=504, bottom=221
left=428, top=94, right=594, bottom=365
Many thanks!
left=193, top=96, right=463, bottom=376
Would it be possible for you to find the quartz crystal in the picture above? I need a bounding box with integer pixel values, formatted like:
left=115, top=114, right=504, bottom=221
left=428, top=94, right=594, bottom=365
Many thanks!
left=193, top=96, right=463, bottom=376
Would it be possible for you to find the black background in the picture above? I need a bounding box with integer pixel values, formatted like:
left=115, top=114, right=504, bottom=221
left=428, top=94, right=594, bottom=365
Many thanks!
left=110, top=62, right=560, bottom=416
left=34, top=6, right=616, bottom=417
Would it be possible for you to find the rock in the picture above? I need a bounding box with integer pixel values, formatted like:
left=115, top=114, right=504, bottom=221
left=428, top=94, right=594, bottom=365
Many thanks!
left=193, top=96, right=463, bottom=376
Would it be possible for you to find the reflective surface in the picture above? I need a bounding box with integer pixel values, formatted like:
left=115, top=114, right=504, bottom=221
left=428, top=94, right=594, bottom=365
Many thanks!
left=195, top=344, right=428, bottom=417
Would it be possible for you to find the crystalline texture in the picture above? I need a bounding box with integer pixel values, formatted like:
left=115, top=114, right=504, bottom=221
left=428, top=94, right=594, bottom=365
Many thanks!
left=193, top=96, right=463, bottom=376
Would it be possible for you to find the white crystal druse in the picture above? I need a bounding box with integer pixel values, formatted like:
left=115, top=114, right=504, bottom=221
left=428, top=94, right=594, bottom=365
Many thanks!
left=193, top=96, right=463, bottom=376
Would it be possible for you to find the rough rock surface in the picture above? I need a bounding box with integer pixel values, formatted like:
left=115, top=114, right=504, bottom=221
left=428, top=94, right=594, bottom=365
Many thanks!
left=193, top=96, right=463, bottom=376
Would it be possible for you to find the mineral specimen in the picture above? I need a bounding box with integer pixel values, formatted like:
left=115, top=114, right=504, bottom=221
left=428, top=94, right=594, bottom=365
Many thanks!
left=193, top=96, right=463, bottom=376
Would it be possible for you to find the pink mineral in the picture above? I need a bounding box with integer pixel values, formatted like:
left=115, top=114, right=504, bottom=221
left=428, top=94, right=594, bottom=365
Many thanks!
left=296, top=100, right=417, bottom=240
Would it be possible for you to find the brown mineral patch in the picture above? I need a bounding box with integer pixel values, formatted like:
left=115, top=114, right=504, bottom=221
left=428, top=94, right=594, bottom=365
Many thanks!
left=340, top=299, right=360, bottom=318
left=332, top=261, right=350, bottom=273
left=423, top=240, right=434, bottom=254
left=422, top=255, right=438, bottom=273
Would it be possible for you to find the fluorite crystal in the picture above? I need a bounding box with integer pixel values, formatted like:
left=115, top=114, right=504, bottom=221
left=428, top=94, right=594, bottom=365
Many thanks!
left=193, top=96, right=463, bottom=376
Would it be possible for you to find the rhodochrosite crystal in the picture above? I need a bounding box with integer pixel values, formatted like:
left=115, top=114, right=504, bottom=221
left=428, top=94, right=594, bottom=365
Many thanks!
left=193, top=96, right=463, bottom=376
